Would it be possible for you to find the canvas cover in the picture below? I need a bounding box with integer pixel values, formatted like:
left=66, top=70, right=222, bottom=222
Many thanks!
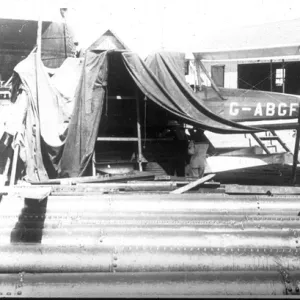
left=7, top=53, right=75, bottom=181
left=136, top=51, right=260, bottom=131
left=59, top=50, right=260, bottom=178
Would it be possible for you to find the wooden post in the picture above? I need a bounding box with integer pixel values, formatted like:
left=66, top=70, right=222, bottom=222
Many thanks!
left=195, top=60, right=204, bottom=90
left=33, top=9, right=43, bottom=182
left=282, top=59, right=285, bottom=94
left=251, top=133, right=271, bottom=154
left=270, top=60, right=273, bottom=92
left=92, top=151, right=96, bottom=176
left=291, top=105, right=300, bottom=185
left=135, top=89, right=143, bottom=171
left=63, top=21, right=68, bottom=59
left=170, top=174, right=216, bottom=194
left=9, top=144, right=19, bottom=186
left=197, top=59, right=225, bottom=100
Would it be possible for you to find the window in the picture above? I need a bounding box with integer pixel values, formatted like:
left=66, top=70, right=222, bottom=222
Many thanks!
left=211, top=65, right=225, bottom=87
left=275, top=68, right=285, bottom=86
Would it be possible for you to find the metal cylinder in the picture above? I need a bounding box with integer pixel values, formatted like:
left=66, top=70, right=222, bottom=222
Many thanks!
left=0, top=227, right=298, bottom=247
left=0, top=271, right=296, bottom=297
left=0, top=244, right=299, bottom=273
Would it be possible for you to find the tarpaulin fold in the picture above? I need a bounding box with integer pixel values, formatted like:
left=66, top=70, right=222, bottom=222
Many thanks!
left=59, top=51, right=108, bottom=178
left=59, top=50, right=261, bottom=178
left=8, top=53, right=72, bottom=181
left=142, top=51, right=261, bottom=132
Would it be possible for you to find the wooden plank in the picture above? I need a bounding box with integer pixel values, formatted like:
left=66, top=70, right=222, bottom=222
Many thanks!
left=0, top=186, right=51, bottom=201
left=251, top=133, right=270, bottom=154
left=97, top=137, right=139, bottom=141
left=170, top=174, right=216, bottom=194
left=197, top=59, right=225, bottom=100
left=28, top=171, right=156, bottom=185
left=9, top=144, right=19, bottom=186
left=292, top=104, right=300, bottom=184
left=135, top=89, right=143, bottom=172
left=225, top=184, right=300, bottom=195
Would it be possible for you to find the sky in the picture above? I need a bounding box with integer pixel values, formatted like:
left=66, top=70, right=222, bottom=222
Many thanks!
left=1, top=0, right=300, bottom=57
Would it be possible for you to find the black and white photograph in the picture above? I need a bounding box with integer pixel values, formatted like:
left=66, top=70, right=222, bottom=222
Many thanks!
left=0, top=0, right=300, bottom=297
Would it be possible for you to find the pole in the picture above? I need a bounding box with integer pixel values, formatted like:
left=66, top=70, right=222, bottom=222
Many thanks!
left=270, top=60, right=273, bottom=92
left=291, top=105, right=300, bottom=185
left=195, top=60, right=204, bottom=91
left=135, top=89, right=143, bottom=171
left=34, top=6, right=43, bottom=182
left=197, top=59, right=225, bottom=100
left=9, top=144, right=19, bottom=186
left=282, top=59, right=285, bottom=94
left=63, top=22, right=67, bottom=59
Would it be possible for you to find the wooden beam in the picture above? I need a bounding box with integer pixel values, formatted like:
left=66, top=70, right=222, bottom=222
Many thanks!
left=170, top=174, right=216, bottom=194
left=225, top=184, right=300, bottom=195
left=282, top=59, right=285, bottom=94
left=291, top=105, right=300, bottom=185
left=92, top=152, right=96, bottom=176
left=270, top=59, right=273, bottom=92
left=135, top=89, right=143, bottom=171
left=9, top=144, right=19, bottom=186
left=97, top=137, right=139, bottom=141
left=196, top=59, right=225, bottom=100
left=250, top=133, right=270, bottom=154
left=28, top=171, right=156, bottom=185
left=96, top=137, right=174, bottom=142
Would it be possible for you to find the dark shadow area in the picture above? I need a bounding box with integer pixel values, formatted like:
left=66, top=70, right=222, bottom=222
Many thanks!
left=10, top=197, right=48, bottom=243
left=238, top=61, right=300, bottom=94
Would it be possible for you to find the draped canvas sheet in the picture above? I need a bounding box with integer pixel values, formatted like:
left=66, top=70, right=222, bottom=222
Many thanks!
left=59, top=51, right=108, bottom=178
left=8, top=53, right=73, bottom=181
left=141, top=51, right=261, bottom=131
left=59, top=50, right=260, bottom=178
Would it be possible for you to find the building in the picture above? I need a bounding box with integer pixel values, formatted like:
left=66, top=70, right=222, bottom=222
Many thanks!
left=193, top=18, right=300, bottom=95
left=0, top=16, right=76, bottom=82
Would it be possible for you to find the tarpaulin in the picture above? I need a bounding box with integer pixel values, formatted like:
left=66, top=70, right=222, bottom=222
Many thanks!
left=9, top=53, right=72, bottom=181
left=142, top=51, right=261, bottom=132
left=59, top=51, right=108, bottom=178
left=59, top=50, right=261, bottom=178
